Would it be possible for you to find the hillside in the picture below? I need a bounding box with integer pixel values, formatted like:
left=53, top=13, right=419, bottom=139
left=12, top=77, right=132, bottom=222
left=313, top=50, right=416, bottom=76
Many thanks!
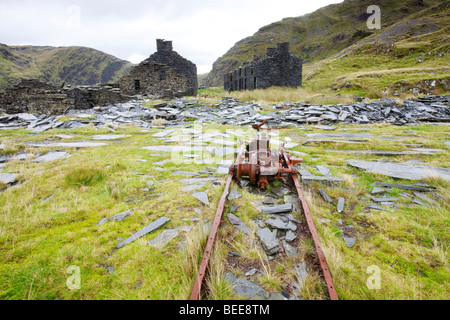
left=0, top=44, right=134, bottom=90
left=202, top=0, right=449, bottom=97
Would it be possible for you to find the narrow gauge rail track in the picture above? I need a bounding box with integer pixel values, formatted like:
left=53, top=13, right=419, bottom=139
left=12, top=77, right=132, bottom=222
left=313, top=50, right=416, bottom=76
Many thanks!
left=189, top=122, right=338, bottom=300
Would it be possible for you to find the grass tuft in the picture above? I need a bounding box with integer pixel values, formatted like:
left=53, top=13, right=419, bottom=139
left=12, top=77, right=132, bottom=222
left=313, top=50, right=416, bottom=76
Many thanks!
left=65, top=166, right=107, bottom=187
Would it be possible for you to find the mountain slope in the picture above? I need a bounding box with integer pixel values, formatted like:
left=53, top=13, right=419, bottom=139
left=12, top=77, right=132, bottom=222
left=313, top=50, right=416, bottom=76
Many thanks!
left=202, top=0, right=448, bottom=90
left=0, top=44, right=134, bottom=90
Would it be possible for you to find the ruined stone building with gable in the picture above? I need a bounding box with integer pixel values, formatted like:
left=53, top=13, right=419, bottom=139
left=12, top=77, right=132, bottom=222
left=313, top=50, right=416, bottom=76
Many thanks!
left=119, top=39, right=198, bottom=98
left=224, top=42, right=302, bottom=91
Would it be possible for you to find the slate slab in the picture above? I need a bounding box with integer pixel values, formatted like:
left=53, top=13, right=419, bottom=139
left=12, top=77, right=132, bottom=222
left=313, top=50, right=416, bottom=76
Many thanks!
left=286, top=230, right=297, bottom=242
left=227, top=213, right=252, bottom=235
left=109, top=209, right=132, bottom=222
left=261, top=204, right=292, bottom=214
left=371, top=187, right=385, bottom=195
left=224, top=272, right=266, bottom=300
left=116, top=217, right=170, bottom=249
left=33, top=152, right=70, bottom=163
left=0, top=173, right=17, bottom=184
left=348, top=159, right=450, bottom=181
left=30, top=142, right=107, bottom=148
left=256, top=228, right=281, bottom=256
left=192, top=191, right=210, bottom=206
left=318, top=189, right=333, bottom=203
left=92, top=135, right=131, bottom=140
left=271, top=186, right=290, bottom=198
left=294, top=262, right=308, bottom=289
left=372, top=197, right=399, bottom=203
left=171, top=171, right=199, bottom=177
left=182, top=182, right=206, bottom=192
left=148, top=229, right=179, bottom=249
left=337, top=197, right=345, bottom=213
left=283, top=241, right=298, bottom=258
left=316, top=165, right=331, bottom=176
left=373, top=182, right=435, bottom=192
left=343, top=237, right=356, bottom=248
left=96, top=218, right=107, bottom=226
left=265, top=218, right=289, bottom=230
left=228, top=189, right=242, bottom=201
left=301, top=175, right=345, bottom=185
left=306, top=133, right=374, bottom=139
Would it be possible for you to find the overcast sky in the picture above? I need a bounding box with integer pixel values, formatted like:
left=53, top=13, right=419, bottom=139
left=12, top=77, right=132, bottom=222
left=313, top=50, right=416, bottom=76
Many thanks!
left=0, top=0, right=343, bottom=73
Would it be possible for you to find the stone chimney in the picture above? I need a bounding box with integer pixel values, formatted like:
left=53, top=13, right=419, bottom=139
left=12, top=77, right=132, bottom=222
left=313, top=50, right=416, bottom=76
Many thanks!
left=156, top=39, right=173, bottom=53
left=277, top=42, right=290, bottom=55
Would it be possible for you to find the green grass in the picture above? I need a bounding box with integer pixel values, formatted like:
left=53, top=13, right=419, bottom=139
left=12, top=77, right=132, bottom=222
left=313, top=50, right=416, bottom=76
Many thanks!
left=0, top=121, right=449, bottom=300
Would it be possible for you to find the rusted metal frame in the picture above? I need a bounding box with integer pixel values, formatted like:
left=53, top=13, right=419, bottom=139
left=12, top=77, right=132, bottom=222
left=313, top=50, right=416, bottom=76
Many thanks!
left=290, top=170, right=339, bottom=300
left=190, top=172, right=234, bottom=300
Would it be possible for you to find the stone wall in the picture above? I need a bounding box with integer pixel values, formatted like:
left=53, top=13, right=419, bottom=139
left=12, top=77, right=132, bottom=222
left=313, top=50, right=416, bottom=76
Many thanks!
left=0, top=79, right=133, bottom=115
left=224, top=42, right=302, bottom=91
left=119, top=39, right=197, bottom=98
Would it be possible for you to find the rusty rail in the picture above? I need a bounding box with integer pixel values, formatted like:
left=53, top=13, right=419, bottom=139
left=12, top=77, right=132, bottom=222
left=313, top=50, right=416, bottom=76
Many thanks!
left=282, top=146, right=338, bottom=300
left=190, top=172, right=234, bottom=300
left=189, top=136, right=338, bottom=300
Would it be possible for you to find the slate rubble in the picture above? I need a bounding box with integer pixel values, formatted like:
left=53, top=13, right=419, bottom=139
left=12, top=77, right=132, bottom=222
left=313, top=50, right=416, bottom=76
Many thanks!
left=0, top=95, right=449, bottom=131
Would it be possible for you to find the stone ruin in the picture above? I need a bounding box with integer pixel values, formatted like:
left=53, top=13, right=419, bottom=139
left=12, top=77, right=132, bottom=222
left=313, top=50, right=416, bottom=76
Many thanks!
left=224, top=42, right=302, bottom=92
left=0, top=79, right=132, bottom=115
left=0, top=39, right=198, bottom=115
left=119, top=39, right=198, bottom=98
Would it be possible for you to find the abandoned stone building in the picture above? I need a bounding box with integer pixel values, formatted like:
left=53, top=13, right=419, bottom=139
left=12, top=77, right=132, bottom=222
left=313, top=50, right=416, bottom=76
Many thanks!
left=119, top=39, right=198, bottom=98
left=223, top=42, right=302, bottom=91
left=0, top=79, right=133, bottom=115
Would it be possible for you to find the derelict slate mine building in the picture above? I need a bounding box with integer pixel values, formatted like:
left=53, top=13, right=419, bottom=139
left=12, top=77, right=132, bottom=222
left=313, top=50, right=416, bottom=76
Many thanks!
left=224, top=42, right=302, bottom=91
left=119, top=39, right=198, bottom=98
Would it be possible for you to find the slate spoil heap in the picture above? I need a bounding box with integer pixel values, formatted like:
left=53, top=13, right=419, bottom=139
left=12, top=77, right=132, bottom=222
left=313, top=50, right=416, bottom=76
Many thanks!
left=0, top=95, right=448, bottom=131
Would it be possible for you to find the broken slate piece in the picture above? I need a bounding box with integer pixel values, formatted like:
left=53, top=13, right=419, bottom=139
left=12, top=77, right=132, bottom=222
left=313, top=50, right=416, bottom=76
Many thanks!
left=371, top=187, right=385, bottom=195
left=337, top=197, right=345, bottom=213
left=40, top=194, right=55, bottom=203
left=372, top=197, right=399, bottom=203
left=286, top=230, right=297, bottom=242
left=348, top=159, right=450, bottom=181
left=0, top=173, right=17, bottom=184
left=228, top=189, right=242, bottom=201
left=182, top=182, right=206, bottom=192
left=316, top=165, right=331, bottom=176
left=148, top=229, right=179, bottom=249
left=319, top=189, right=333, bottom=203
left=343, top=237, right=356, bottom=248
left=282, top=240, right=298, bottom=258
left=96, top=218, right=107, bottom=226
left=413, top=199, right=431, bottom=207
left=116, top=217, right=170, bottom=249
left=271, top=186, right=290, bottom=198
left=224, top=272, right=266, bottom=300
left=192, top=191, right=210, bottom=206
left=227, top=213, right=252, bottom=235
left=294, top=262, right=308, bottom=289
left=287, top=221, right=298, bottom=232
left=109, top=209, right=132, bottom=222
left=256, top=228, right=281, bottom=256
left=265, top=218, right=289, bottom=230
left=171, top=171, right=199, bottom=177
left=33, top=151, right=70, bottom=163
left=263, top=196, right=276, bottom=205
left=261, top=204, right=292, bottom=214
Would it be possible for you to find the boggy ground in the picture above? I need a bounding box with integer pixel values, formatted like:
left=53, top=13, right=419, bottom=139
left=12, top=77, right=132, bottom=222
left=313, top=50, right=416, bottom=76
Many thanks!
left=0, top=118, right=449, bottom=300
